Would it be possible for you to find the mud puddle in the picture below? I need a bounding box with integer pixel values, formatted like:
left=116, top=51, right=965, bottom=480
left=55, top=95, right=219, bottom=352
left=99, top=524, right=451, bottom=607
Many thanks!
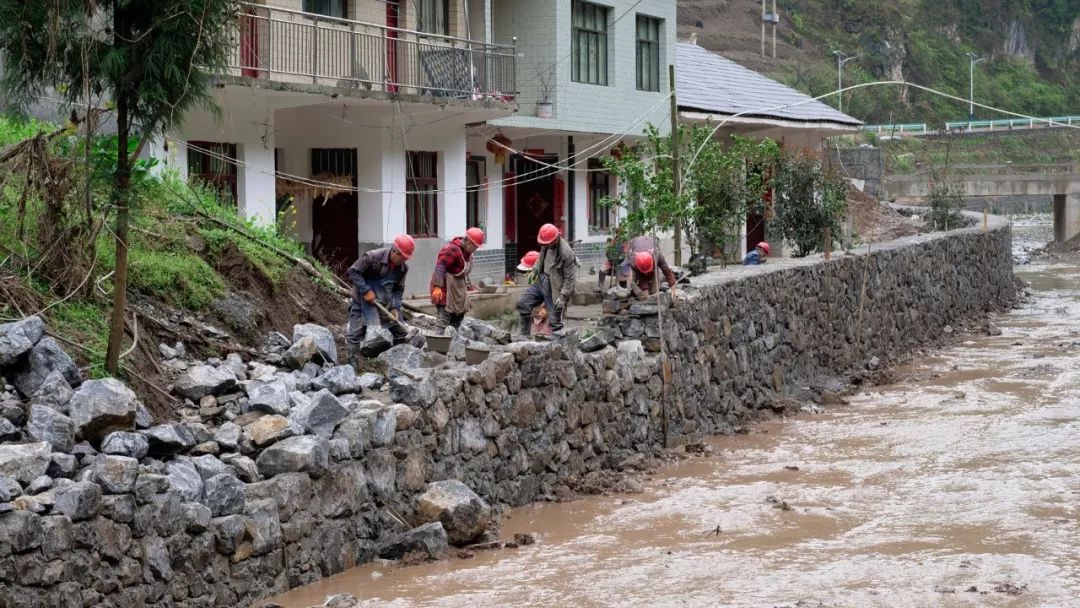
left=271, top=217, right=1079, bottom=607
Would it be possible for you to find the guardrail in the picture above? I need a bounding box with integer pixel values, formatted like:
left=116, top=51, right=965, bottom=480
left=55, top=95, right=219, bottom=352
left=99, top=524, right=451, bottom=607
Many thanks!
left=225, top=2, right=515, bottom=102
left=862, top=115, right=1080, bottom=136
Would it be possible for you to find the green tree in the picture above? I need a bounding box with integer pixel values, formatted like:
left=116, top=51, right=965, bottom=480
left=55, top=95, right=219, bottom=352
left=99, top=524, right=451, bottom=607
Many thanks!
left=770, top=148, right=849, bottom=257
left=0, top=0, right=239, bottom=373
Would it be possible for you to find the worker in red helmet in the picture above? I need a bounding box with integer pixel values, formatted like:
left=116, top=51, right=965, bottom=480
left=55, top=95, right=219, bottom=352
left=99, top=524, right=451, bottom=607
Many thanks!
left=345, top=233, right=414, bottom=366
left=623, top=235, right=678, bottom=298
left=430, top=227, right=485, bottom=332
left=516, top=223, right=578, bottom=338
left=743, top=241, right=770, bottom=266
left=515, top=251, right=552, bottom=336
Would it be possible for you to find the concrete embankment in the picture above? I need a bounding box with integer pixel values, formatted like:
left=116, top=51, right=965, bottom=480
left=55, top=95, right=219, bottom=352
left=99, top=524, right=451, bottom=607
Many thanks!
left=0, top=214, right=1016, bottom=608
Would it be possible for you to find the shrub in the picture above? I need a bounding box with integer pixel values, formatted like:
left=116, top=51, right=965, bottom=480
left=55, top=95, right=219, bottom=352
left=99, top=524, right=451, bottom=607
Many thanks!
left=770, top=149, right=849, bottom=257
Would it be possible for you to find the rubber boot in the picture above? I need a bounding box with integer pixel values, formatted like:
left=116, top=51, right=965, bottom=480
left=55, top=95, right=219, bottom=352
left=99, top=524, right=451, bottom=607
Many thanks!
left=516, top=315, right=533, bottom=341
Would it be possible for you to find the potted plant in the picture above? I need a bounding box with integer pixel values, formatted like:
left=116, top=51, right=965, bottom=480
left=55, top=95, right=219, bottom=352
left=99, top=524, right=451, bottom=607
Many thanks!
left=536, top=65, right=555, bottom=118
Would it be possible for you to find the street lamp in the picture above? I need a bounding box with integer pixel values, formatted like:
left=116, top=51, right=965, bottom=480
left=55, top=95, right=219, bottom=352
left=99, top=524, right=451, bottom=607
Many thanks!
left=833, top=50, right=857, bottom=114
left=967, top=52, right=986, bottom=123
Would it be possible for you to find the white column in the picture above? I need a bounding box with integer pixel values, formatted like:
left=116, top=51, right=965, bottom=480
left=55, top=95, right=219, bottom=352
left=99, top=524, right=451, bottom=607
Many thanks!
left=237, top=140, right=276, bottom=227
left=484, top=150, right=504, bottom=250
left=440, top=125, right=468, bottom=240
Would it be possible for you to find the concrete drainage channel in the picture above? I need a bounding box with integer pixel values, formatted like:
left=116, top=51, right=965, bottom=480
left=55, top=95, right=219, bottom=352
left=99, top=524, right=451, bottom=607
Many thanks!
left=0, top=213, right=1017, bottom=608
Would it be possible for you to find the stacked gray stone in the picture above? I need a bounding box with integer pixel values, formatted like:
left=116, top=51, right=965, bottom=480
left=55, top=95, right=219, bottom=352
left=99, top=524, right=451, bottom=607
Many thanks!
left=0, top=217, right=1016, bottom=607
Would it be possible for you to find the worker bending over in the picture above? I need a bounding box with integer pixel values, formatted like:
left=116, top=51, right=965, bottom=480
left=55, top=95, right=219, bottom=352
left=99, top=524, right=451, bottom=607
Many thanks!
left=516, top=223, right=578, bottom=338
left=430, top=227, right=485, bottom=332
left=743, top=241, right=770, bottom=266
left=625, top=235, right=678, bottom=298
left=345, top=234, right=413, bottom=366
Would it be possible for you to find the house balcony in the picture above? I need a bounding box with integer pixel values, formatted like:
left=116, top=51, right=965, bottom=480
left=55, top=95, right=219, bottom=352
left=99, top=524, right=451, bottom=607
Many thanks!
left=224, top=2, right=516, bottom=105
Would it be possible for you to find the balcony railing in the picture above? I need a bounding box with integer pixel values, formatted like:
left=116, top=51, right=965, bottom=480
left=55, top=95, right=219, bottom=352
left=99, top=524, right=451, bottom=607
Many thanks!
left=227, top=2, right=515, bottom=102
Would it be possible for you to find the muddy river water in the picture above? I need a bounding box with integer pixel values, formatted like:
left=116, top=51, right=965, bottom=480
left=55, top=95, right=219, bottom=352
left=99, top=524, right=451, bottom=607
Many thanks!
left=272, top=217, right=1079, bottom=607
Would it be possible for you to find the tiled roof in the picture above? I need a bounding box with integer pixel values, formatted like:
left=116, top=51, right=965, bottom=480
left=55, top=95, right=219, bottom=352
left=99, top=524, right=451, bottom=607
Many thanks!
left=676, top=42, right=861, bottom=126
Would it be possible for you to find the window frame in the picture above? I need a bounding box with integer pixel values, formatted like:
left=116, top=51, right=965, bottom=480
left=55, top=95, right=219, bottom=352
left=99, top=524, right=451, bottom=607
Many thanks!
left=571, top=1, right=610, bottom=86
left=406, top=151, right=439, bottom=238
left=187, top=141, right=238, bottom=205
left=587, top=159, right=614, bottom=232
left=302, top=0, right=347, bottom=19
left=416, top=0, right=450, bottom=36
left=636, top=15, right=662, bottom=92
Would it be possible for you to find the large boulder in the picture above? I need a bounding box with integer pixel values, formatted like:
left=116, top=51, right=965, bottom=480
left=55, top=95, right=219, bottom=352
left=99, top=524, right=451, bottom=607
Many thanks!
left=376, top=522, right=448, bottom=560
left=255, top=435, right=329, bottom=479
left=0, top=316, right=44, bottom=367
left=26, top=404, right=75, bottom=452
left=165, top=459, right=204, bottom=502
left=213, top=422, right=242, bottom=451
left=360, top=327, right=394, bottom=358
left=15, top=337, right=80, bottom=396
left=377, top=344, right=425, bottom=375
left=142, top=424, right=196, bottom=456
left=414, top=480, right=493, bottom=545
left=288, top=389, right=347, bottom=438
left=246, top=415, right=302, bottom=447
left=0, top=473, right=22, bottom=501
left=389, top=372, right=436, bottom=407
left=192, top=454, right=232, bottom=481
left=29, top=371, right=74, bottom=414
left=246, top=380, right=291, bottom=415
left=312, top=365, right=363, bottom=395
left=173, top=365, right=238, bottom=401
left=0, top=442, right=51, bottom=484
left=293, top=323, right=338, bottom=365
left=50, top=480, right=102, bottom=521
left=100, top=431, right=149, bottom=459
left=67, top=378, right=138, bottom=443
left=92, top=455, right=139, bottom=494
left=202, top=473, right=245, bottom=517
left=0, top=510, right=44, bottom=553
left=283, top=336, right=319, bottom=370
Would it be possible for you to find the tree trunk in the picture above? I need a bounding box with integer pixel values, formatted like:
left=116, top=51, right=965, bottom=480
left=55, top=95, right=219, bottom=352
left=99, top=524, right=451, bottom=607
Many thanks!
left=105, top=93, right=131, bottom=374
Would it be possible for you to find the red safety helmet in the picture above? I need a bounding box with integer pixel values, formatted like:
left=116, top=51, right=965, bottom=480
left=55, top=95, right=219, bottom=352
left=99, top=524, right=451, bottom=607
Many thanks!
left=465, top=227, right=485, bottom=247
left=517, top=250, right=540, bottom=272
left=757, top=241, right=770, bottom=256
left=537, top=223, right=560, bottom=246
left=633, top=251, right=655, bottom=275
left=393, top=234, right=416, bottom=259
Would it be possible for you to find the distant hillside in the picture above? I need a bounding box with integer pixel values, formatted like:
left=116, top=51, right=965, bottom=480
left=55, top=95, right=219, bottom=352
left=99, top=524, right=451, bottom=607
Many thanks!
left=678, top=0, right=1080, bottom=125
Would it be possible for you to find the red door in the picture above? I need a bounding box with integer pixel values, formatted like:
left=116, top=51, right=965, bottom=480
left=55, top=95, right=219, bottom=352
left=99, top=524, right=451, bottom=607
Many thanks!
left=386, top=1, right=399, bottom=92
left=240, top=7, right=261, bottom=78
left=553, top=176, right=567, bottom=237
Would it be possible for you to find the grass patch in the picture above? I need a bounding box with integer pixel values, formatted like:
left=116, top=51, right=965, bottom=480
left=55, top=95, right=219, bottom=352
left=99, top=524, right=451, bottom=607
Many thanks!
left=48, top=301, right=109, bottom=379
left=127, top=249, right=224, bottom=310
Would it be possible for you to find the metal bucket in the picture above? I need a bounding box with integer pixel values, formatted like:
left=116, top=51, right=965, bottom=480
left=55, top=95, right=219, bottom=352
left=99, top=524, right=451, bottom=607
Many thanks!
left=426, top=333, right=452, bottom=354
left=465, top=346, right=490, bottom=365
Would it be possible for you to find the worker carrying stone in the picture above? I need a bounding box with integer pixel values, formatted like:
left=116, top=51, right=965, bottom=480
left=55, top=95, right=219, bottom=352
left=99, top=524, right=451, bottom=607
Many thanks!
left=743, top=241, right=770, bottom=265
left=430, top=227, right=485, bottom=332
left=345, top=234, right=414, bottom=366
left=516, top=223, right=578, bottom=338
left=623, top=235, right=678, bottom=298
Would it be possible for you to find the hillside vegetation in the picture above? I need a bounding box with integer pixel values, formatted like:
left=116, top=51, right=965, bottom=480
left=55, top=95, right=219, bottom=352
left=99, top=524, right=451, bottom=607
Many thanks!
left=679, top=0, right=1080, bottom=125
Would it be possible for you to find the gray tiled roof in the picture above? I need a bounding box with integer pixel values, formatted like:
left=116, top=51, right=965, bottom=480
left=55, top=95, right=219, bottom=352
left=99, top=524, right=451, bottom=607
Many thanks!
left=676, top=42, right=861, bottom=126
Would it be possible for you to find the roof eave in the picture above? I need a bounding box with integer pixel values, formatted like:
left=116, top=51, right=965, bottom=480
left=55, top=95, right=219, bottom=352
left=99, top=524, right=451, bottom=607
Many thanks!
left=679, top=110, right=861, bottom=134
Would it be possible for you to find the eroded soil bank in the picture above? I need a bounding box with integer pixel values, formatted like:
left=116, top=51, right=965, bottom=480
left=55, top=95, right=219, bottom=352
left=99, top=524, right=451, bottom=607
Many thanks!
left=269, top=217, right=1078, bottom=607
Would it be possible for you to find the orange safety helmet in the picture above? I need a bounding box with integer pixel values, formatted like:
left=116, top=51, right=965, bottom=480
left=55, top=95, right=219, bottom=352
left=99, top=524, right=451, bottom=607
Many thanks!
left=537, top=223, right=560, bottom=246
left=392, top=234, right=416, bottom=259
left=633, top=251, right=655, bottom=275
left=757, top=241, right=771, bottom=256
left=465, top=227, right=485, bottom=247
left=517, top=250, right=540, bottom=272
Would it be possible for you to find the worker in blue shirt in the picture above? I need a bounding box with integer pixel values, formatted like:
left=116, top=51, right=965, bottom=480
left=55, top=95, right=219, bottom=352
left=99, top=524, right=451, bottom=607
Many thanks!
left=743, top=241, right=770, bottom=265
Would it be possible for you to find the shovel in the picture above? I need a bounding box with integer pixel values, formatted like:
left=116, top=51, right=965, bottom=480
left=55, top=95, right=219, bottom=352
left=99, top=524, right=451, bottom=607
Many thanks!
left=369, top=298, right=420, bottom=342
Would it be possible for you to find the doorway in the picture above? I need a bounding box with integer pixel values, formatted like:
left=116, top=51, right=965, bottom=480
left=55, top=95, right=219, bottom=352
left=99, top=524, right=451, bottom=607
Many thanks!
left=311, top=148, right=359, bottom=276
left=510, top=154, right=559, bottom=255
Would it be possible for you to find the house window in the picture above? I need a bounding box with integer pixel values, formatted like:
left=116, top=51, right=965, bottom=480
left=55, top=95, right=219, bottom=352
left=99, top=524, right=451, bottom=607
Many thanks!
left=572, top=1, right=609, bottom=86
left=466, top=159, right=485, bottom=230
left=636, top=15, right=662, bottom=92
left=303, top=0, right=347, bottom=18
left=406, top=151, right=439, bottom=237
left=416, top=0, right=449, bottom=35
left=187, top=141, right=238, bottom=204
left=588, top=159, right=614, bottom=232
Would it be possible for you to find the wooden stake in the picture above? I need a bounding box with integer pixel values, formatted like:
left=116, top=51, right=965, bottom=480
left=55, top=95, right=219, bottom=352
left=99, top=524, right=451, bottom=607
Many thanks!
left=824, top=227, right=832, bottom=260
left=669, top=64, right=682, bottom=267
left=983, top=206, right=988, bottom=232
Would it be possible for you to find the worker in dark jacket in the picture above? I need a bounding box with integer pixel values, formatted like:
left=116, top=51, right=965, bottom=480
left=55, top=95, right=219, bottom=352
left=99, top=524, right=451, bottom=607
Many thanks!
left=516, top=223, right=578, bottom=337
left=345, top=234, right=414, bottom=365
left=743, top=241, right=770, bottom=265
left=430, top=227, right=485, bottom=332
left=624, top=235, right=678, bottom=297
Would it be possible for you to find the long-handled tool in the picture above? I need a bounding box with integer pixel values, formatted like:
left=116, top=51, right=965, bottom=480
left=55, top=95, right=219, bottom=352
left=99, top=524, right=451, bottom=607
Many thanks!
left=369, top=298, right=420, bottom=342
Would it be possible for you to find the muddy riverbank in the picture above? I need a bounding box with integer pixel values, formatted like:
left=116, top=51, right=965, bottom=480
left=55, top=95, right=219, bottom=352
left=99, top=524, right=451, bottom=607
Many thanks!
left=269, top=217, right=1077, bottom=607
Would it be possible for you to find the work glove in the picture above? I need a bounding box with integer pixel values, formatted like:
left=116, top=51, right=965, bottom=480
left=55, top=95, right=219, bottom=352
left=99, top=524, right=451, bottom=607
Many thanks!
left=431, top=287, right=444, bottom=304
left=554, top=296, right=565, bottom=313
left=391, top=309, right=400, bottom=321
left=363, top=290, right=376, bottom=303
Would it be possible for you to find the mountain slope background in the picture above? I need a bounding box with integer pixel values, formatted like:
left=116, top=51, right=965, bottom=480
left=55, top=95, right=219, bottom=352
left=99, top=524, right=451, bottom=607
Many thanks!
left=678, top=0, right=1080, bottom=125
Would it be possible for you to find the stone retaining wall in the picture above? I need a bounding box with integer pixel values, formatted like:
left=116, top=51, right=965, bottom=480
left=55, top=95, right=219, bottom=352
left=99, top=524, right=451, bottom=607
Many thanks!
left=0, top=217, right=1016, bottom=608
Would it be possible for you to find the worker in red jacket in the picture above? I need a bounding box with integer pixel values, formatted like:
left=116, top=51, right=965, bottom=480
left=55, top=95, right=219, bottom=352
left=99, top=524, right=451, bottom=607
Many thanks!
left=430, top=227, right=485, bottom=332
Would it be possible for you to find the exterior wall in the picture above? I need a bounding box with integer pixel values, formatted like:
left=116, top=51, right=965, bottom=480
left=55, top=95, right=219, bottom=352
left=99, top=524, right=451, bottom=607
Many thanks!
left=492, top=0, right=675, bottom=135
left=0, top=215, right=1018, bottom=608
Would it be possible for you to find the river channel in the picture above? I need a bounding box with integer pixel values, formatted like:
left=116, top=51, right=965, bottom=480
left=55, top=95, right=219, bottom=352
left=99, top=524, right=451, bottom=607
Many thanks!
left=271, top=216, right=1078, bottom=608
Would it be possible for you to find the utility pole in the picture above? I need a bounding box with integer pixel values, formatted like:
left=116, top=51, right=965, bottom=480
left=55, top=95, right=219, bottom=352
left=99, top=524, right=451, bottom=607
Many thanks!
left=669, top=63, right=682, bottom=266
left=761, top=1, right=780, bottom=59
left=833, top=50, right=857, bottom=114
left=967, top=52, right=986, bottom=124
